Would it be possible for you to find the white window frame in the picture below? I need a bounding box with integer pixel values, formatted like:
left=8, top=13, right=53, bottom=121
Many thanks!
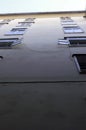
left=63, top=26, right=84, bottom=33
left=72, top=54, right=86, bottom=74
left=58, top=39, right=69, bottom=45
left=61, top=21, right=76, bottom=25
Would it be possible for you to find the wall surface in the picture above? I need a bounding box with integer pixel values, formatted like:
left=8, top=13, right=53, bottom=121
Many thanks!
left=0, top=14, right=86, bottom=129
left=0, top=82, right=86, bottom=130
left=0, top=17, right=86, bottom=82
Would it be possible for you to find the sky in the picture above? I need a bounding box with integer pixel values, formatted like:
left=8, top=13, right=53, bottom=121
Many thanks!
left=0, top=0, right=86, bottom=13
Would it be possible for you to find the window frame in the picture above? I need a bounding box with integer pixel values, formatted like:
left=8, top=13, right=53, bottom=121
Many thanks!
left=72, top=54, right=86, bottom=74
left=61, top=21, right=77, bottom=25
left=63, top=26, right=84, bottom=34
left=58, top=39, right=69, bottom=45
left=0, top=19, right=12, bottom=24
left=60, top=17, right=73, bottom=22
left=24, top=18, right=35, bottom=23
left=17, top=22, right=32, bottom=27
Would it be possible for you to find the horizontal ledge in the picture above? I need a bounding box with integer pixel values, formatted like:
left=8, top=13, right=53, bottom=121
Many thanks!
left=0, top=10, right=85, bottom=16
left=0, top=80, right=86, bottom=84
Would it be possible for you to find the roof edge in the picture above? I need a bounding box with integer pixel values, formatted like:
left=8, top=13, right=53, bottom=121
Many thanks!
left=0, top=10, right=85, bottom=16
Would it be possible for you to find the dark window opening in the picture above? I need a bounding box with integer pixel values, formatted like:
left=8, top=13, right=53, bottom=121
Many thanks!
left=66, top=37, right=86, bottom=47
left=72, top=54, right=86, bottom=74
left=0, top=38, right=21, bottom=48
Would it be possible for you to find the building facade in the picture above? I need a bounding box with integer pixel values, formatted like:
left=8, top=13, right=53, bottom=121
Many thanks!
left=0, top=11, right=86, bottom=130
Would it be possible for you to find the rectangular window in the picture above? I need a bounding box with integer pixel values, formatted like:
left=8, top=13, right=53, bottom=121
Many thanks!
left=72, top=54, right=86, bottom=74
left=0, top=19, right=11, bottom=24
left=0, top=19, right=11, bottom=26
left=60, top=17, right=73, bottom=22
left=61, top=21, right=76, bottom=25
left=5, top=28, right=27, bottom=35
left=18, top=22, right=31, bottom=27
left=63, top=26, right=84, bottom=33
left=24, top=18, right=35, bottom=23
left=67, top=37, right=86, bottom=47
left=0, top=38, right=21, bottom=48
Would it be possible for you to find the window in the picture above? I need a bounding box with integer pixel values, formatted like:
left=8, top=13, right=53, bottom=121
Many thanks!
left=5, top=28, right=27, bottom=35
left=0, top=19, right=12, bottom=24
left=72, top=54, right=86, bottom=74
left=24, top=18, right=35, bottom=23
left=0, top=19, right=11, bottom=27
left=61, top=17, right=71, bottom=20
left=63, top=26, right=84, bottom=33
left=61, top=21, right=76, bottom=25
left=18, top=22, right=31, bottom=27
left=0, top=38, right=21, bottom=48
left=67, top=37, right=86, bottom=47
left=2, top=19, right=11, bottom=22
left=60, top=17, right=73, bottom=22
